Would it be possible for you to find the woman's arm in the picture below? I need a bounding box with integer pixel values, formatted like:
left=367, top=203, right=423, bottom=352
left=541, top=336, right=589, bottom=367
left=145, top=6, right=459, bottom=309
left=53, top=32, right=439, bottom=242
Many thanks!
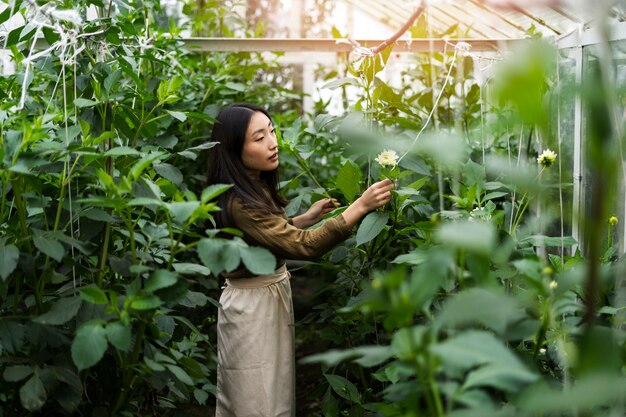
left=292, top=179, right=395, bottom=229
left=341, top=179, right=395, bottom=227
left=291, top=198, right=339, bottom=229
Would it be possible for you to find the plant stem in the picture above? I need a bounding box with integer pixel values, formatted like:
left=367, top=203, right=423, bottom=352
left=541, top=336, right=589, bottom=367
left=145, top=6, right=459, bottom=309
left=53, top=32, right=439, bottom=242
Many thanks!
left=533, top=302, right=550, bottom=359
left=112, top=316, right=150, bottom=414
left=97, top=222, right=111, bottom=288
left=53, top=163, right=68, bottom=232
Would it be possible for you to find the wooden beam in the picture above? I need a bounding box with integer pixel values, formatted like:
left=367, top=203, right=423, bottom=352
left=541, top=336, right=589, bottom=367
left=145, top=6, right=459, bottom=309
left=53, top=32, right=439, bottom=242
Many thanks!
left=181, top=37, right=521, bottom=53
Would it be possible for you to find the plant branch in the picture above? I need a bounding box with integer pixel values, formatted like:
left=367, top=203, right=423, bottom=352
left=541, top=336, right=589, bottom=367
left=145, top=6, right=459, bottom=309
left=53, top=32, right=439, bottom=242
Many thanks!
left=370, top=3, right=426, bottom=55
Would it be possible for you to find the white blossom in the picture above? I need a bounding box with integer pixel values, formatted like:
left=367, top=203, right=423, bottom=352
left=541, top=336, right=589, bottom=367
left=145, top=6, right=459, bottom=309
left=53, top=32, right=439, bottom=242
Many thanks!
left=375, top=149, right=399, bottom=168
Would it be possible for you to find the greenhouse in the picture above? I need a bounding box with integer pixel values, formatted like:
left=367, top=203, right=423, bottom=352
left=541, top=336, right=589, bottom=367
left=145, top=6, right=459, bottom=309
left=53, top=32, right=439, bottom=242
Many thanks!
left=0, top=0, right=625, bottom=416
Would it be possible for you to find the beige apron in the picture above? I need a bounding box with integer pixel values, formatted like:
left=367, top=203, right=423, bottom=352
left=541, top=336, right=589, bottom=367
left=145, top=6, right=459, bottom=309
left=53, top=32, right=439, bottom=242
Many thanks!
left=215, top=265, right=295, bottom=417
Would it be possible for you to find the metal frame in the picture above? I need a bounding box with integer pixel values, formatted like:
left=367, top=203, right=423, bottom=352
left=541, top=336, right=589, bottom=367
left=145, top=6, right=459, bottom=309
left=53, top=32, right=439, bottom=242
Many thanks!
left=181, top=37, right=522, bottom=53
left=560, top=21, right=626, bottom=254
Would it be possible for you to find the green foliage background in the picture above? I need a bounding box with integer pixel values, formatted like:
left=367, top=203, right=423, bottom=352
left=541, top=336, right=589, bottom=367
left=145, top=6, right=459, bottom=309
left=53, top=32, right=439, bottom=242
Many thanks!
left=0, top=1, right=625, bottom=416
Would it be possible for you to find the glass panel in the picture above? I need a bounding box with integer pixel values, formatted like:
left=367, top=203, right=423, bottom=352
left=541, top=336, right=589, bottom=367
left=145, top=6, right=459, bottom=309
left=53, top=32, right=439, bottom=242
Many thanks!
left=581, top=39, right=626, bottom=255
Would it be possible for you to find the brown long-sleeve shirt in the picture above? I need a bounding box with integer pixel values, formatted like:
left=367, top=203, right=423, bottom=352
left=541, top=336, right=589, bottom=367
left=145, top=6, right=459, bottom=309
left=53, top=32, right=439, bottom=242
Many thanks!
left=223, top=197, right=353, bottom=278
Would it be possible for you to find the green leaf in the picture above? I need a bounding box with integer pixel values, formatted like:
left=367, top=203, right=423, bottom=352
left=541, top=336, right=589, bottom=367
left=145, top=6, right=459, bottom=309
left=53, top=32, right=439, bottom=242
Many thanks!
left=144, top=357, right=166, bottom=371
left=105, top=321, right=131, bottom=352
left=224, top=82, right=245, bottom=92
left=104, top=146, right=142, bottom=157
left=463, top=363, right=538, bottom=392
left=436, top=288, right=526, bottom=335
left=0, top=319, right=25, bottom=353
left=0, top=6, right=12, bottom=26
left=33, top=235, right=65, bottom=262
left=520, top=235, right=577, bottom=247
left=104, top=69, right=122, bottom=93
left=80, top=286, right=109, bottom=305
left=322, top=77, right=360, bottom=90
left=356, top=212, right=389, bottom=246
left=179, top=291, right=209, bottom=308
left=463, top=159, right=486, bottom=188
left=303, top=346, right=392, bottom=368
left=352, top=345, right=393, bottom=367
left=166, top=364, right=194, bottom=385
left=74, top=98, right=98, bottom=108
left=129, top=152, right=164, bottom=181
left=435, top=220, right=496, bottom=255
left=130, top=295, right=162, bottom=310
left=166, top=110, right=187, bottom=122
left=518, top=373, right=626, bottom=414
left=34, top=296, right=82, bottom=325
left=335, top=160, right=362, bottom=202
left=407, top=176, right=429, bottom=191
left=197, top=239, right=240, bottom=275
left=167, top=201, right=200, bottom=225
left=144, top=270, right=179, bottom=292
left=19, top=372, right=47, bottom=412
left=194, top=389, right=209, bottom=405
left=49, top=366, right=82, bottom=413
left=3, top=365, right=34, bottom=382
left=0, top=242, right=19, bottom=280
left=71, top=321, right=108, bottom=371
left=324, top=374, right=361, bottom=403
left=239, top=246, right=276, bottom=275
left=398, top=154, right=430, bottom=176
left=6, top=26, right=23, bottom=47
left=153, top=162, right=183, bottom=185
left=431, top=330, right=525, bottom=373
left=173, top=263, right=211, bottom=276
left=301, top=349, right=362, bottom=367
left=201, top=183, right=232, bottom=203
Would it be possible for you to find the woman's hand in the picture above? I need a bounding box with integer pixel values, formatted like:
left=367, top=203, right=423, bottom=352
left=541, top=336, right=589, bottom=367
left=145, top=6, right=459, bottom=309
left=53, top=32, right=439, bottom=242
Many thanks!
left=341, top=179, right=395, bottom=228
left=291, top=198, right=339, bottom=229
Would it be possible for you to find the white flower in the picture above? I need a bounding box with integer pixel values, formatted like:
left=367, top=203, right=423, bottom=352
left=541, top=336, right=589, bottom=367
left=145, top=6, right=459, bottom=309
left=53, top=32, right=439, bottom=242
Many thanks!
left=537, top=149, right=557, bottom=168
left=549, top=280, right=558, bottom=290
left=375, top=149, right=399, bottom=168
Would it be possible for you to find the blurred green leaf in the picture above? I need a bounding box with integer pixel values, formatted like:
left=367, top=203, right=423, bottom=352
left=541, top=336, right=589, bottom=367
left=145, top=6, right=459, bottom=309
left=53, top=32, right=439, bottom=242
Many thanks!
left=431, top=330, right=526, bottom=372
left=462, top=363, right=538, bottom=392
left=518, top=373, right=626, bottom=414
left=436, top=288, right=526, bottom=335
left=436, top=220, right=496, bottom=255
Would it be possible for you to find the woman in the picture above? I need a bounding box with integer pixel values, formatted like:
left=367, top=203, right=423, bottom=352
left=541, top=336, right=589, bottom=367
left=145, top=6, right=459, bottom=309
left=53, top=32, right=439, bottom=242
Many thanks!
left=207, top=103, right=394, bottom=417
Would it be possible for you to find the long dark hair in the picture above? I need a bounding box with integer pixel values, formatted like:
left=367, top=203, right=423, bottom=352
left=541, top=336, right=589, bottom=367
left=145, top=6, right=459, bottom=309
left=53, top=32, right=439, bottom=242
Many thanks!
left=207, top=103, right=287, bottom=228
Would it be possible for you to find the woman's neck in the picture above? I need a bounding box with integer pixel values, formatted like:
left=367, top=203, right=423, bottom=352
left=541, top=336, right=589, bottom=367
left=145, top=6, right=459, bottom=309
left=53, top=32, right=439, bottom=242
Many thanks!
left=245, top=169, right=261, bottom=181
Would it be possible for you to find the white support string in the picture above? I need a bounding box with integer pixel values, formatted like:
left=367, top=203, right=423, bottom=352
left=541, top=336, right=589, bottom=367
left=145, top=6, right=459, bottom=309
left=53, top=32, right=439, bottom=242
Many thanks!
left=397, top=42, right=465, bottom=163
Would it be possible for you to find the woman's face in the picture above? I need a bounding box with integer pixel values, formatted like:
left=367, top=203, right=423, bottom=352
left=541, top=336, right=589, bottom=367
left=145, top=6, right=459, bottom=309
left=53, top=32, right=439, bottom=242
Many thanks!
left=241, top=111, right=279, bottom=176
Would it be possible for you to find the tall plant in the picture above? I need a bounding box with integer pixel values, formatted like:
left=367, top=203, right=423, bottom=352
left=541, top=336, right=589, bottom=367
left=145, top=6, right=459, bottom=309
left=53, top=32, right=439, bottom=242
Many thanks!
left=0, top=0, right=302, bottom=414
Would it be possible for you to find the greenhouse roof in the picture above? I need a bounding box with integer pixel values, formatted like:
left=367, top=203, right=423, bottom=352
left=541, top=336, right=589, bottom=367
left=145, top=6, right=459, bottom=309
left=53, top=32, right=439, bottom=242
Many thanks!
left=346, top=0, right=626, bottom=39
left=185, top=1, right=626, bottom=53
